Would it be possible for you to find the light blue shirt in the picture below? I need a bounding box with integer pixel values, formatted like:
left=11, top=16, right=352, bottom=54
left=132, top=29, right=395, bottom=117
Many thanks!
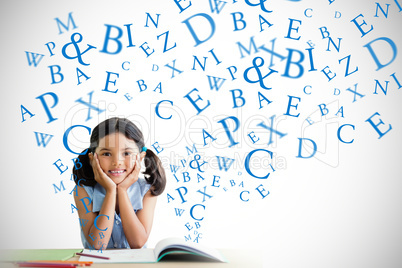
left=80, top=178, right=151, bottom=249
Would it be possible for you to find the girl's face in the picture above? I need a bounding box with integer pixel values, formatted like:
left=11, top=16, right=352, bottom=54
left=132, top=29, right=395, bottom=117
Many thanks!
left=95, top=132, right=140, bottom=184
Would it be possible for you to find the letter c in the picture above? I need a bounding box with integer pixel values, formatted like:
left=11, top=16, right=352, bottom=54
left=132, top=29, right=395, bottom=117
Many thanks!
left=122, top=61, right=130, bottom=71
left=303, top=85, right=312, bottom=95
left=245, top=149, right=273, bottom=179
left=337, top=124, right=355, bottom=144
left=63, top=125, right=91, bottom=155
left=155, top=100, right=173, bottom=120
left=77, top=179, right=86, bottom=187
left=240, top=191, right=250, bottom=202
left=94, top=214, right=109, bottom=231
left=304, top=8, right=313, bottom=18
left=190, top=204, right=205, bottom=221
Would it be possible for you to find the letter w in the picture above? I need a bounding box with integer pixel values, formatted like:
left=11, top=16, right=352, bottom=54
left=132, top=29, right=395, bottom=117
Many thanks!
left=174, top=208, right=185, bottom=216
left=209, top=0, right=227, bottom=14
left=25, top=52, right=44, bottom=67
left=207, top=75, right=226, bottom=91
left=79, top=218, right=89, bottom=227
left=34, top=132, right=54, bottom=147
left=216, top=156, right=235, bottom=171
left=170, top=165, right=180, bottom=173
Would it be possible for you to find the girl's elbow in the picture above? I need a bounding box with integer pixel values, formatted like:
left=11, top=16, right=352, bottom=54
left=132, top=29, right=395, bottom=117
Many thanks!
left=94, top=244, right=104, bottom=250
left=130, top=237, right=148, bottom=249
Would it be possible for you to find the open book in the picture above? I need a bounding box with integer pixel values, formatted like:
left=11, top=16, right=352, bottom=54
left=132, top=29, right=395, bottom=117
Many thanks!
left=78, top=237, right=227, bottom=263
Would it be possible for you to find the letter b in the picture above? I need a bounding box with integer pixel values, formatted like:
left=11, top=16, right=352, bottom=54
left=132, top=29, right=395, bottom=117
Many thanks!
left=231, top=12, right=246, bottom=31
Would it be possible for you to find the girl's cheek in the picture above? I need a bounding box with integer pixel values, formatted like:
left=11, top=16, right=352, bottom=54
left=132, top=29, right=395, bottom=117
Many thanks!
left=125, top=154, right=137, bottom=172
left=98, top=159, right=108, bottom=172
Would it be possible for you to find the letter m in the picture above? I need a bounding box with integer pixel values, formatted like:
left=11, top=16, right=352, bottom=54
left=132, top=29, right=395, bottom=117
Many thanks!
left=53, top=181, right=66, bottom=194
left=54, top=12, right=77, bottom=34
left=186, top=144, right=198, bottom=155
left=34, top=132, right=54, bottom=147
left=236, top=36, right=259, bottom=59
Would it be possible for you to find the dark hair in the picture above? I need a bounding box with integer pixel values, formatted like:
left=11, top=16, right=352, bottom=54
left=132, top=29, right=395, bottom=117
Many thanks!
left=72, top=117, right=166, bottom=196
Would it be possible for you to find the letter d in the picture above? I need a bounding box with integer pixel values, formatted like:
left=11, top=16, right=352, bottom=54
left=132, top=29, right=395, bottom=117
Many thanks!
left=182, top=13, right=216, bottom=47
left=363, top=37, right=397, bottom=71
left=296, top=138, right=317, bottom=159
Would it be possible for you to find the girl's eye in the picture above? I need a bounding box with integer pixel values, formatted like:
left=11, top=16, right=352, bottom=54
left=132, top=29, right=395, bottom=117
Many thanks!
left=102, top=152, right=111, bottom=156
left=124, top=152, right=132, bottom=156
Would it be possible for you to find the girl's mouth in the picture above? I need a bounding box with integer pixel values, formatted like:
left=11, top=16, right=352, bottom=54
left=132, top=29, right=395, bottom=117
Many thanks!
left=108, top=169, right=126, bottom=176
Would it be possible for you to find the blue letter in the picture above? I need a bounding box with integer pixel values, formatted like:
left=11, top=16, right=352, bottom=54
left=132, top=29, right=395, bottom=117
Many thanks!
left=337, top=124, right=355, bottom=144
left=183, top=88, right=211, bottom=115
left=365, top=112, right=392, bottom=139
left=282, top=49, right=304, bottom=78
left=217, top=116, right=240, bottom=148
left=231, top=12, right=246, bottom=31
left=296, top=138, right=317, bottom=158
left=245, top=149, right=273, bottom=179
left=285, top=18, right=302, bottom=40
left=284, top=95, right=301, bottom=117
left=182, top=13, right=216, bottom=46
left=49, top=65, right=64, bottom=84
left=36, top=92, right=59, bottom=123
left=350, top=14, right=373, bottom=38
left=100, top=24, right=123, bottom=54
left=102, top=71, right=119, bottom=93
left=54, top=12, right=77, bottom=34
left=363, top=37, right=397, bottom=71
left=155, top=100, right=173, bottom=120
left=63, top=125, right=91, bottom=155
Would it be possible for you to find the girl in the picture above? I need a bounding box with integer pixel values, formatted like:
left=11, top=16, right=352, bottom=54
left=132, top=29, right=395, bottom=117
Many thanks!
left=72, top=117, right=166, bottom=250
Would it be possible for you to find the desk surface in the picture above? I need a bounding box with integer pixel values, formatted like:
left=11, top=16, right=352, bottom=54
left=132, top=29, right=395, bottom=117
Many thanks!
left=1, top=249, right=262, bottom=267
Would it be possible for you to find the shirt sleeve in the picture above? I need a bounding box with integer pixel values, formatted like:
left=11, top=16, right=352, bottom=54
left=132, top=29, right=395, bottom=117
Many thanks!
left=138, top=177, right=152, bottom=197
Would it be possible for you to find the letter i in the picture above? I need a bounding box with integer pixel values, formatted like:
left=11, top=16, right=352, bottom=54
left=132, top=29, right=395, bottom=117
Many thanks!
left=209, top=48, right=222, bottom=65
left=390, top=72, right=402, bottom=89
left=124, top=24, right=135, bottom=47
left=305, top=48, right=317, bottom=71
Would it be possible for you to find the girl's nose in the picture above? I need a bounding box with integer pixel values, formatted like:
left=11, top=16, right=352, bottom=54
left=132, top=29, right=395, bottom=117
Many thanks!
left=112, top=155, right=123, bottom=166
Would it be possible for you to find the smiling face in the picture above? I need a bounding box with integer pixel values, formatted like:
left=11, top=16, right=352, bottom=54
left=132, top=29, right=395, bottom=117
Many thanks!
left=95, top=132, right=140, bottom=184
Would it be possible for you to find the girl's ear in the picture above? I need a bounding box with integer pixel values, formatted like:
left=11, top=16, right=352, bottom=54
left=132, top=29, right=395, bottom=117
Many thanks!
left=88, top=152, right=93, bottom=166
left=140, top=151, right=146, bottom=160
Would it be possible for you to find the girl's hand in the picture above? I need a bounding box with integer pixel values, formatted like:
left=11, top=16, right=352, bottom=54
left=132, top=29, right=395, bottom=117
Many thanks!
left=89, top=152, right=116, bottom=192
left=118, top=152, right=146, bottom=191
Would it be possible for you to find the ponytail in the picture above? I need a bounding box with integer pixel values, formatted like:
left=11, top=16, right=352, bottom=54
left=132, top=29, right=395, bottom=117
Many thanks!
left=143, top=149, right=166, bottom=196
left=72, top=149, right=97, bottom=187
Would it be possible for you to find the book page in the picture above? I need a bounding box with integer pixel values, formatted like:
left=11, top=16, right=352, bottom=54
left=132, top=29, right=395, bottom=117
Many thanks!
left=78, top=248, right=156, bottom=263
left=154, top=237, right=226, bottom=262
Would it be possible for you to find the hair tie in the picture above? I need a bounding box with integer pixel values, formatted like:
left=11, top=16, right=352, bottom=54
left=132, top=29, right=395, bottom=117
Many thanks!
left=142, top=146, right=147, bottom=152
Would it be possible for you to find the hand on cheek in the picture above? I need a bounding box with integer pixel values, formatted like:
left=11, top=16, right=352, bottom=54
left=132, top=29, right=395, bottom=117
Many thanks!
left=89, top=152, right=116, bottom=192
left=118, top=153, right=141, bottom=190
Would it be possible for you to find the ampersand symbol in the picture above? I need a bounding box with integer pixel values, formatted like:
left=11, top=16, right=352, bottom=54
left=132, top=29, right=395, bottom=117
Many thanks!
left=62, top=32, right=96, bottom=66
left=243, top=56, right=278, bottom=90
left=244, top=0, right=272, bottom=13
left=189, top=154, right=207, bottom=173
